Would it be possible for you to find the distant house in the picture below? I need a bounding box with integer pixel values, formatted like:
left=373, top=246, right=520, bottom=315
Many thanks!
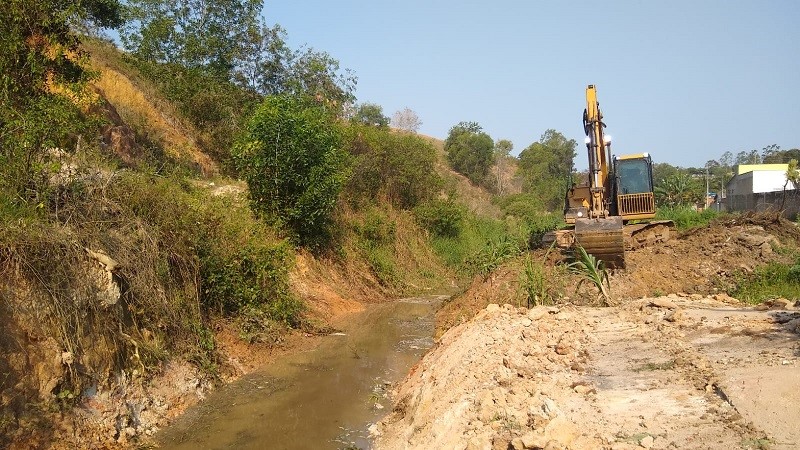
left=726, top=164, right=798, bottom=217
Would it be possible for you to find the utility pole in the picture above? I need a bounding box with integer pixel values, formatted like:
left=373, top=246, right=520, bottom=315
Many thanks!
left=705, top=167, right=710, bottom=210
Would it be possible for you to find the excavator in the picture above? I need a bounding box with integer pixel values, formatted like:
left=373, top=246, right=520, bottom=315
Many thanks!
left=544, top=85, right=672, bottom=268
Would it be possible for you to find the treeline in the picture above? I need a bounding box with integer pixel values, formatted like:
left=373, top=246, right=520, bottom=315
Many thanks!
left=653, top=145, right=800, bottom=207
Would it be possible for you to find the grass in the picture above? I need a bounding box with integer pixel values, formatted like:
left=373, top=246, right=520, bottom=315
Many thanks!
left=656, top=205, right=722, bottom=231
left=731, top=260, right=800, bottom=303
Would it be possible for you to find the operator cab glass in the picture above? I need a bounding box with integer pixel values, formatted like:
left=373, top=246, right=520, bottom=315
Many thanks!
left=616, top=158, right=652, bottom=195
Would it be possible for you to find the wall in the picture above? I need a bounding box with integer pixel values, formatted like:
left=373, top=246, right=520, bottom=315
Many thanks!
left=726, top=189, right=800, bottom=219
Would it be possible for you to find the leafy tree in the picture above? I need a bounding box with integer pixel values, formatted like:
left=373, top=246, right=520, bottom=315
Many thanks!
left=780, top=159, right=800, bottom=212
left=654, top=172, right=703, bottom=207
left=233, top=21, right=293, bottom=95
left=517, top=129, right=577, bottom=210
left=352, top=103, right=389, bottom=128
left=1, top=0, right=122, bottom=198
left=233, top=95, right=350, bottom=248
left=120, top=0, right=262, bottom=75
left=392, top=107, right=422, bottom=133
left=445, top=122, right=494, bottom=186
left=344, top=125, right=440, bottom=208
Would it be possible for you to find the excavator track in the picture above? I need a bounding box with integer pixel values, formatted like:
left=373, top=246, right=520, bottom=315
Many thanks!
left=574, top=217, right=625, bottom=269
left=542, top=219, right=674, bottom=269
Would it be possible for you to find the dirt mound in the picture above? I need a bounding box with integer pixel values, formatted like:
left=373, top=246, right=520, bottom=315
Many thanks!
left=377, top=298, right=798, bottom=449
left=615, top=213, right=798, bottom=299
left=437, top=214, right=800, bottom=336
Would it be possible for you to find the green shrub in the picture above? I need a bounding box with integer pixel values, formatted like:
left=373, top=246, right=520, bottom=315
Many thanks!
left=344, top=125, right=441, bottom=209
left=233, top=94, right=350, bottom=249
left=656, top=205, right=721, bottom=230
left=731, top=260, right=800, bottom=303
left=413, top=198, right=466, bottom=238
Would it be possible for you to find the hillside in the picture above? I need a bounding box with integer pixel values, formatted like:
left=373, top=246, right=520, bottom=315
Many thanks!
left=1, top=39, right=489, bottom=449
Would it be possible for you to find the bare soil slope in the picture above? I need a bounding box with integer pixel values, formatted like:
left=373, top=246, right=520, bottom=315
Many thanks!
left=380, top=215, right=800, bottom=449
left=376, top=298, right=799, bottom=450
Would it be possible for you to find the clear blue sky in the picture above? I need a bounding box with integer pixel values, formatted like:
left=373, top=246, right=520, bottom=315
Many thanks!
left=263, top=0, right=799, bottom=169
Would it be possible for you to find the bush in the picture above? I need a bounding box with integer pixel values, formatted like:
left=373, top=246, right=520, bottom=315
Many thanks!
left=413, top=198, right=466, bottom=238
left=656, top=205, right=721, bottom=230
left=233, top=95, right=350, bottom=249
left=344, top=125, right=441, bottom=209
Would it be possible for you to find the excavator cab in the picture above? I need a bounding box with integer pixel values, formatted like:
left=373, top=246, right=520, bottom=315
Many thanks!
left=612, top=154, right=657, bottom=219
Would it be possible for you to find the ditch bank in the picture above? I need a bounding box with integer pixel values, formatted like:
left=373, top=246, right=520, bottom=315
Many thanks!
left=375, top=298, right=800, bottom=450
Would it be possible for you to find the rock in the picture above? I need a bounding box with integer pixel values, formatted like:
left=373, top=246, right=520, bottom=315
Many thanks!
left=760, top=242, right=773, bottom=256
left=555, top=340, right=571, bottom=355
left=665, top=309, right=684, bottom=322
left=528, top=308, right=548, bottom=321
left=572, top=383, right=595, bottom=395
left=521, top=433, right=548, bottom=449
left=467, top=436, right=492, bottom=450
left=785, top=318, right=800, bottom=333
left=511, top=437, right=526, bottom=450
left=478, top=391, right=495, bottom=422
left=542, top=398, right=558, bottom=418
left=543, top=416, right=578, bottom=446
left=486, top=304, right=501, bottom=313
left=520, top=318, right=533, bottom=327
left=639, top=435, right=654, bottom=448
left=648, top=298, right=678, bottom=309
left=769, top=298, right=794, bottom=310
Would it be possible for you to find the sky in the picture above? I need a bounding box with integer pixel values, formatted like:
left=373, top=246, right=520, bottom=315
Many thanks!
left=262, top=0, right=799, bottom=170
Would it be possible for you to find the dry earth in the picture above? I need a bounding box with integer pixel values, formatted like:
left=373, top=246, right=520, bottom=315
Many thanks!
left=378, top=215, right=800, bottom=450
left=375, top=298, right=800, bottom=450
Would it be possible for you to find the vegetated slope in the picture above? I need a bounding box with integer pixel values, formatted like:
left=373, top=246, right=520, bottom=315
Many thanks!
left=0, top=41, right=455, bottom=449
left=420, top=134, right=504, bottom=219
left=378, top=214, right=800, bottom=450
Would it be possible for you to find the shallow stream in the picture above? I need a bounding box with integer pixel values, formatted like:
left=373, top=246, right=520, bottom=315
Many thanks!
left=156, top=296, right=443, bottom=449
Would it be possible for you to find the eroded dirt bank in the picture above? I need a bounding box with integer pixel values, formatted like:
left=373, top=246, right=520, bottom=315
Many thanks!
left=375, top=297, right=800, bottom=450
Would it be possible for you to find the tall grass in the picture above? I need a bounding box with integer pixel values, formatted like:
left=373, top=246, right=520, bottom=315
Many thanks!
left=656, top=205, right=722, bottom=230
left=731, top=259, right=800, bottom=303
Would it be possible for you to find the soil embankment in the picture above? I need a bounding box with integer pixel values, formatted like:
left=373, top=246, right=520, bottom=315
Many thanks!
left=376, top=298, right=799, bottom=450
left=378, top=215, right=800, bottom=450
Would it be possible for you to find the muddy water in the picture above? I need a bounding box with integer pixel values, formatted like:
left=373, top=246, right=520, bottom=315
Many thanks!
left=156, top=296, right=443, bottom=450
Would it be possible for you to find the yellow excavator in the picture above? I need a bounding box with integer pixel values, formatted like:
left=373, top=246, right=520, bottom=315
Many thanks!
left=545, top=85, right=672, bottom=268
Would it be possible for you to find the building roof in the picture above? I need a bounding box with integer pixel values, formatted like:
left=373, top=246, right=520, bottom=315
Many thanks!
left=736, top=163, right=789, bottom=175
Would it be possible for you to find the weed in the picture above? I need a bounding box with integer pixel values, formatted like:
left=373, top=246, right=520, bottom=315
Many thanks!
left=731, top=260, right=800, bottom=303
left=521, top=255, right=551, bottom=307
left=656, top=206, right=723, bottom=231
left=568, top=245, right=611, bottom=304
left=468, top=235, right=520, bottom=279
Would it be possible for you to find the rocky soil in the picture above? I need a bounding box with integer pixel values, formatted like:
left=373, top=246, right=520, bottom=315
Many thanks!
left=375, top=297, right=800, bottom=450
left=378, top=215, right=800, bottom=450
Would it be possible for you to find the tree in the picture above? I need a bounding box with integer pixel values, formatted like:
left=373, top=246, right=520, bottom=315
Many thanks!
left=392, top=107, right=422, bottom=133
left=1, top=0, right=122, bottom=197
left=492, top=139, right=513, bottom=195
left=654, top=172, right=703, bottom=207
left=120, top=0, right=262, bottom=75
left=233, top=95, right=350, bottom=248
left=517, top=129, right=577, bottom=210
left=444, top=122, right=494, bottom=186
left=352, top=103, right=389, bottom=128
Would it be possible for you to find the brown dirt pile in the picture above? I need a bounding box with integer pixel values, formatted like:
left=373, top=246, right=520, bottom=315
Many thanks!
left=376, top=297, right=800, bottom=449
left=437, top=214, right=800, bottom=336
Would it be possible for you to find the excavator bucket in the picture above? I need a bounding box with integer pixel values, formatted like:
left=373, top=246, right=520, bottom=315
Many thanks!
left=574, top=217, right=625, bottom=269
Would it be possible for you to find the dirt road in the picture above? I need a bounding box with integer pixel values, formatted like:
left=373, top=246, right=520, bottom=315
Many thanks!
left=375, top=296, right=800, bottom=450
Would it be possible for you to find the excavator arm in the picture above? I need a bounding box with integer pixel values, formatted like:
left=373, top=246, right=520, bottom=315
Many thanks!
left=573, top=85, right=625, bottom=268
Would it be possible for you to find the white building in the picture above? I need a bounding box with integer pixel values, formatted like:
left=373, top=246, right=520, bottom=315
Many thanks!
left=726, top=164, right=798, bottom=216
